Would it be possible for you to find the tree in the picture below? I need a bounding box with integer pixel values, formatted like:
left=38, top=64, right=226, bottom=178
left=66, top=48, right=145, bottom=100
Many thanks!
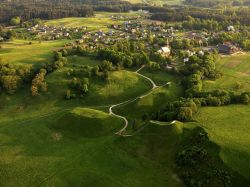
left=240, top=93, right=250, bottom=104
left=65, top=90, right=71, bottom=100
left=1, top=75, right=21, bottom=94
left=30, top=69, right=47, bottom=96
left=100, top=60, right=113, bottom=71
left=177, top=107, right=193, bottom=121
left=10, top=17, right=21, bottom=25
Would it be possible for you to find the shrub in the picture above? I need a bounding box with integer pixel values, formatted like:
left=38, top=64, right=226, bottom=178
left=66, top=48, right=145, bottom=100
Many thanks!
left=176, top=146, right=208, bottom=167
left=177, top=107, right=193, bottom=121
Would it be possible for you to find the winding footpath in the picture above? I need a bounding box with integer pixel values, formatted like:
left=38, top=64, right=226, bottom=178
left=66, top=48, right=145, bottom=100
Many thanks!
left=109, top=65, right=170, bottom=136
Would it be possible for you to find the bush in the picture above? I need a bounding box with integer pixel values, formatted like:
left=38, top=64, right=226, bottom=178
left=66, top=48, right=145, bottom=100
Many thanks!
left=177, top=107, right=193, bottom=121
left=176, top=146, right=208, bottom=167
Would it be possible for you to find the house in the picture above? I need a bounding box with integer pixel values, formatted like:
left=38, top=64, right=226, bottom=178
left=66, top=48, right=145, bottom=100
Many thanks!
left=217, top=42, right=239, bottom=54
left=227, top=25, right=235, bottom=32
left=158, top=46, right=171, bottom=57
left=76, top=39, right=84, bottom=45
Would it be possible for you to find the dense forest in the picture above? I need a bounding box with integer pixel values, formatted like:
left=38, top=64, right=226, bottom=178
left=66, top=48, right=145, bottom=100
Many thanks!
left=184, top=0, right=250, bottom=7
left=150, top=7, right=250, bottom=26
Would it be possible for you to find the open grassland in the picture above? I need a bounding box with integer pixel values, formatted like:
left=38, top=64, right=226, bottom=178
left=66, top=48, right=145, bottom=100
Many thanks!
left=0, top=39, right=68, bottom=66
left=0, top=40, right=186, bottom=185
left=0, top=56, right=151, bottom=122
left=0, top=107, right=185, bottom=186
left=45, top=12, right=140, bottom=31
left=192, top=105, right=250, bottom=180
left=203, top=53, right=250, bottom=92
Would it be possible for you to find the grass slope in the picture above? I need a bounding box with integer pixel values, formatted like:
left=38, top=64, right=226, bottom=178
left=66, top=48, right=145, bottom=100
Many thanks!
left=193, top=105, right=250, bottom=180
left=0, top=106, right=185, bottom=187
left=114, top=69, right=183, bottom=129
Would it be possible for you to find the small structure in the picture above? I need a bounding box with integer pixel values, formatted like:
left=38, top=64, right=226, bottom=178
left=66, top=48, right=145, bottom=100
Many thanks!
left=157, top=41, right=171, bottom=57
left=217, top=42, right=239, bottom=54
left=227, top=25, right=235, bottom=32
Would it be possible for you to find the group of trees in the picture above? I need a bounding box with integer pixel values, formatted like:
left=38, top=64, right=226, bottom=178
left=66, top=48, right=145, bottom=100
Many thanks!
left=175, top=128, right=237, bottom=187
left=185, top=0, right=250, bottom=7
left=182, top=17, right=228, bottom=31
left=0, top=28, right=17, bottom=41
left=0, top=50, right=68, bottom=96
left=66, top=77, right=90, bottom=99
left=180, top=52, right=221, bottom=96
left=0, top=60, right=33, bottom=94
left=192, top=89, right=250, bottom=106
left=209, top=30, right=250, bottom=51
left=30, top=69, right=47, bottom=96
left=152, top=49, right=250, bottom=123
left=96, top=48, right=150, bottom=68
left=152, top=99, right=198, bottom=122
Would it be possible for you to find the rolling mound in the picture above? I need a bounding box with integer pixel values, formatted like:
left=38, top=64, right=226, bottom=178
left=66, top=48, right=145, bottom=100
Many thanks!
left=52, top=107, right=122, bottom=138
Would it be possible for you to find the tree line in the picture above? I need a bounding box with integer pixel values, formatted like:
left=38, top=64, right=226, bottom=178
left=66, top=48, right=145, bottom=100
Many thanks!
left=0, top=1, right=94, bottom=23
left=150, top=7, right=250, bottom=26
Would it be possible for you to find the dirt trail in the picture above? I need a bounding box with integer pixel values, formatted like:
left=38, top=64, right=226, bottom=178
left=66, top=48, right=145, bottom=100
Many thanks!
left=109, top=65, right=170, bottom=136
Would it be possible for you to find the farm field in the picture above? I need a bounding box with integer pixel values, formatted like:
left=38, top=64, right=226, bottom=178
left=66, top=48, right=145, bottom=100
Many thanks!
left=193, top=105, right=250, bottom=180
left=203, top=53, right=250, bottom=92
left=0, top=39, right=68, bottom=66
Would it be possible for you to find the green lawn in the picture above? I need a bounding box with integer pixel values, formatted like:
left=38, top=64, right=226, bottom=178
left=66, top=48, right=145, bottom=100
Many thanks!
left=192, top=105, right=250, bottom=180
left=0, top=39, right=69, bottom=66
left=203, top=53, right=250, bottom=93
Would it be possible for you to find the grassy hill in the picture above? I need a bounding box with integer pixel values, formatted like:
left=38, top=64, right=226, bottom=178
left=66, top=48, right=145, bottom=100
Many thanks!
left=192, top=105, right=250, bottom=180
left=0, top=106, right=186, bottom=186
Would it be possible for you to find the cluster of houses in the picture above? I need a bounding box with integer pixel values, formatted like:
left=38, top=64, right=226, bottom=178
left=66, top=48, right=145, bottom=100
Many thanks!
left=23, top=16, right=241, bottom=56
left=27, top=24, right=87, bottom=40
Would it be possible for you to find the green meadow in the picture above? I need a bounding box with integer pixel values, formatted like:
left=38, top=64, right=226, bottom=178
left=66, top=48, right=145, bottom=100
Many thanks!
left=193, top=53, right=250, bottom=180
left=0, top=39, right=187, bottom=186
left=0, top=39, right=68, bottom=66
left=203, top=53, right=250, bottom=92
left=192, top=105, right=250, bottom=180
